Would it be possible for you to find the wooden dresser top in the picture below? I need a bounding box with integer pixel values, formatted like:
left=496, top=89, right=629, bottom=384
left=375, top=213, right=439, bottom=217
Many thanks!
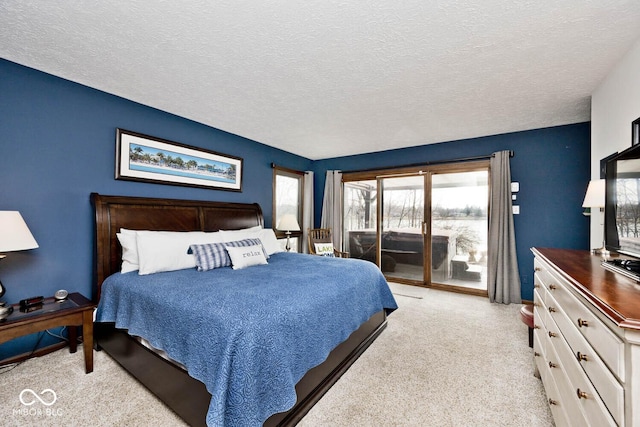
left=532, top=247, right=640, bottom=331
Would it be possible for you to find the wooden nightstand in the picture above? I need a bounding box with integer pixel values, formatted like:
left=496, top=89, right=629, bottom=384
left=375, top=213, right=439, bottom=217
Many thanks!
left=0, top=292, right=95, bottom=373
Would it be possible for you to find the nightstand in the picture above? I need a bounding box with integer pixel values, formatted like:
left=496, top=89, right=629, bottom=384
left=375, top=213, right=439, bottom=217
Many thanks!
left=0, top=292, right=95, bottom=373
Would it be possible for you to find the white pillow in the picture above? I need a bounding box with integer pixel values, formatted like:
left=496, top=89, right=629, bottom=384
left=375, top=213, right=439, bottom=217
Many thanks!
left=258, top=229, right=282, bottom=256
left=220, top=225, right=262, bottom=236
left=117, top=230, right=140, bottom=273
left=314, top=243, right=335, bottom=257
left=136, top=230, right=224, bottom=275
left=226, top=244, right=268, bottom=270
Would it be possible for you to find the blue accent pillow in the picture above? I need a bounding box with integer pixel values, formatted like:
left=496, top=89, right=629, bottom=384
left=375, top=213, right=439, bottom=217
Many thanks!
left=189, top=238, right=268, bottom=271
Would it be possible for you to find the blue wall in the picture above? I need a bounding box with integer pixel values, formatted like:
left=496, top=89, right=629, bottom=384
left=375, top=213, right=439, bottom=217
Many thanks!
left=0, top=58, right=590, bottom=360
left=314, top=123, right=592, bottom=301
left=0, top=59, right=312, bottom=358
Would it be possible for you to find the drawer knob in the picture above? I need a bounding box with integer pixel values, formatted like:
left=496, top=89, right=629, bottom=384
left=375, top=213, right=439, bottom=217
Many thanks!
left=576, top=352, right=588, bottom=362
left=548, top=331, right=557, bottom=338
left=533, top=324, right=539, bottom=329
left=534, top=284, right=540, bottom=288
left=549, top=284, right=557, bottom=291
left=548, top=361, right=557, bottom=369
left=535, top=267, right=541, bottom=272
left=548, top=398, right=558, bottom=406
left=576, top=389, right=589, bottom=399
left=577, top=318, right=589, bottom=328
left=548, top=306, right=556, bottom=313
left=534, top=351, right=540, bottom=357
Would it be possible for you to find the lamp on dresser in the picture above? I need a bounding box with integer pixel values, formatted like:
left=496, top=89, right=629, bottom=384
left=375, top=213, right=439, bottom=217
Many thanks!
left=0, top=211, right=39, bottom=303
left=582, top=179, right=609, bottom=256
left=277, top=214, right=300, bottom=252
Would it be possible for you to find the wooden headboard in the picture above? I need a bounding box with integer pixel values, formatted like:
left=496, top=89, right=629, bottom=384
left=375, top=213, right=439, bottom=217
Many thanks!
left=91, top=193, right=264, bottom=301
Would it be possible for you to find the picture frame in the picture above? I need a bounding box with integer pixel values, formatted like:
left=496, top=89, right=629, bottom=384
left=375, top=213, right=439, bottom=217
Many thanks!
left=633, top=117, right=640, bottom=146
left=115, top=129, right=242, bottom=191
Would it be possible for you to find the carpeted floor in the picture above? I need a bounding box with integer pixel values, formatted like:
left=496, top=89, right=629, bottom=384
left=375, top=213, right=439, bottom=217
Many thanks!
left=0, top=283, right=553, bottom=426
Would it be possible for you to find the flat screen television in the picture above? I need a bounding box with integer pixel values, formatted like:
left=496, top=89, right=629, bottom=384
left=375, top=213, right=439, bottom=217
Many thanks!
left=604, top=143, right=640, bottom=260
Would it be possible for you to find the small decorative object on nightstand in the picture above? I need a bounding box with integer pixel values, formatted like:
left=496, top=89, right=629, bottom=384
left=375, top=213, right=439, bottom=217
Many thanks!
left=0, top=293, right=95, bottom=373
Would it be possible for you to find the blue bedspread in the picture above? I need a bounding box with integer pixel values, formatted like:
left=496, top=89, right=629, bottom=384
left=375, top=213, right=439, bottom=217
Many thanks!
left=95, top=252, right=397, bottom=426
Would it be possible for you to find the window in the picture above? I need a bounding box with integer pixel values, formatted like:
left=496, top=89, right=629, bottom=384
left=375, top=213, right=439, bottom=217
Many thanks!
left=273, top=166, right=304, bottom=252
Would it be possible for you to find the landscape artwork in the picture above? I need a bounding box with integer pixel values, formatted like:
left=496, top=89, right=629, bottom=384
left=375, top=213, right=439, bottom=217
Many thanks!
left=115, top=129, right=242, bottom=191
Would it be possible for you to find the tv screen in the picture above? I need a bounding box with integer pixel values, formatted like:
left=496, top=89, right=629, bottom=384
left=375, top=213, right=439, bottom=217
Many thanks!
left=605, top=144, right=640, bottom=259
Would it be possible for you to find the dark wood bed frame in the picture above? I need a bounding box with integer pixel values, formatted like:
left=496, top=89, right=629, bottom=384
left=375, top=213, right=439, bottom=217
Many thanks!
left=91, top=193, right=387, bottom=426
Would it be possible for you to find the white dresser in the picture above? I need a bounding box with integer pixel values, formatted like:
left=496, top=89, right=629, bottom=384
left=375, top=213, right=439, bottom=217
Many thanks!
left=532, top=248, right=640, bottom=427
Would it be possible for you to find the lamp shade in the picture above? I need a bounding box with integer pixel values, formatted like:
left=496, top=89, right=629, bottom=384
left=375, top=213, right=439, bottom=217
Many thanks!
left=0, top=211, right=39, bottom=253
left=582, top=179, right=606, bottom=209
left=277, top=214, right=301, bottom=231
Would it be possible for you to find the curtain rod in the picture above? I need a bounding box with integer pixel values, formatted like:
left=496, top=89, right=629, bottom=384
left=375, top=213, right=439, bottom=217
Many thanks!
left=270, top=163, right=308, bottom=175
left=340, top=150, right=514, bottom=175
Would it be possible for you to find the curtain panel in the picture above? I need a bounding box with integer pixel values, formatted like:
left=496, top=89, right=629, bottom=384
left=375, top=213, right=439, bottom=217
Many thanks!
left=321, top=170, right=344, bottom=251
left=488, top=151, right=522, bottom=304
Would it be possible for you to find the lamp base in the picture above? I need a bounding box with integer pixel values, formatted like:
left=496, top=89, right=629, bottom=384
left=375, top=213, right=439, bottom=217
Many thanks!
left=591, top=246, right=610, bottom=257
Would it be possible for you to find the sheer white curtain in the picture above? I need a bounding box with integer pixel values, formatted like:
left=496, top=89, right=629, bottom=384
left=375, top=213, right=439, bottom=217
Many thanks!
left=487, top=151, right=521, bottom=304
left=320, top=170, right=343, bottom=251
left=302, top=171, right=314, bottom=254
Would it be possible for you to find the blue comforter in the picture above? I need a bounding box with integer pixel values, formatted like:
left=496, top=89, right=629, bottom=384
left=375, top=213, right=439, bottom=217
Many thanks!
left=95, top=252, right=397, bottom=426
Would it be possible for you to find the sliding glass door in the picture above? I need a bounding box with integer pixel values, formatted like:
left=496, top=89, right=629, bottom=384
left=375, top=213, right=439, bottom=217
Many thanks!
left=343, top=161, right=489, bottom=295
left=431, top=169, right=488, bottom=293
left=379, top=175, right=426, bottom=283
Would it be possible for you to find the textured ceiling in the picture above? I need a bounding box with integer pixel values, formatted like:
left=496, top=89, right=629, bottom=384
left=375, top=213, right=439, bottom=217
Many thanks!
left=2, top=1, right=640, bottom=160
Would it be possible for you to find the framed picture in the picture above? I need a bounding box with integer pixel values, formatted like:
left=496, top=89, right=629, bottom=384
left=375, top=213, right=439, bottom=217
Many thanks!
left=633, top=117, right=640, bottom=146
left=115, top=129, right=242, bottom=191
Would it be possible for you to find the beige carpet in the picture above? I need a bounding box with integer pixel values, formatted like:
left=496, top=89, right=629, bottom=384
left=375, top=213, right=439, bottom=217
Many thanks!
left=0, top=283, right=553, bottom=426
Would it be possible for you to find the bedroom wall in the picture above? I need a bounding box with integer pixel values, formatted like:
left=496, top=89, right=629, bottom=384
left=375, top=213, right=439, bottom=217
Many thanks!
left=0, top=57, right=591, bottom=360
left=0, top=59, right=312, bottom=359
left=590, top=37, right=640, bottom=248
left=313, top=123, right=592, bottom=302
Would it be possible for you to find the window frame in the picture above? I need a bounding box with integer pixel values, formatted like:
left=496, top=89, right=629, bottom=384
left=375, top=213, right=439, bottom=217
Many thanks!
left=272, top=165, right=305, bottom=250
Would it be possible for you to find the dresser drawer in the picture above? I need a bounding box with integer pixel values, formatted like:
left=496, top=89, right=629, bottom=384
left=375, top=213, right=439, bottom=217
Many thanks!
left=546, top=292, right=624, bottom=425
left=545, top=305, right=619, bottom=426
left=545, top=272, right=624, bottom=379
left=541, top=365, right=571, bottom=427
left=544, top=335, right=590, bottom=426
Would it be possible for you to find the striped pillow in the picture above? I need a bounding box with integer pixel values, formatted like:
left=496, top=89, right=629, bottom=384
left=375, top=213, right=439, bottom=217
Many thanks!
left=189, top=238, right=268, bottom=271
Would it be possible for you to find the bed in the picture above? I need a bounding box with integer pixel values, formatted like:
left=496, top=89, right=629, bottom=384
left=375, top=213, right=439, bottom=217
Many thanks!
left=90, top=193, right=397, bottom=426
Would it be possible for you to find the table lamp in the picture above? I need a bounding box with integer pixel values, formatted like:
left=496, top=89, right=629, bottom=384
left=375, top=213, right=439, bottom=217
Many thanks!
left=277, top=214, right=300, bottom=252
left=582, top=179, right=608, bottom=256
left=0, top=211, right=39, bottom=302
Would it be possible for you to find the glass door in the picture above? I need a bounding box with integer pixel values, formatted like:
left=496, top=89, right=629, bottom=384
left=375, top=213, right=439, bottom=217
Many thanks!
left=379, top=175, right=426, bottom=283
left=344, top=179, right=379, bottom=268
left=343, top=161, right=489, bottom=296
left=431, top=170, right=489, bottom=292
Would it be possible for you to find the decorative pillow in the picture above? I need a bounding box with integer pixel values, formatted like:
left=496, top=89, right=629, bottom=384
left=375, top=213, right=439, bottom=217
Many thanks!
left=314, top=243, right=335, bottom=257
left=225, top=237, right=269, bottom=259
left=189, top=238, right=269, bottom=271
left=136, top=230, right=224, bottom=275
left=117, top=229, right=140, bottom=273
left=189, top=242, right=231, bottom=271
left=226, top=244, right=268, bottom=270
